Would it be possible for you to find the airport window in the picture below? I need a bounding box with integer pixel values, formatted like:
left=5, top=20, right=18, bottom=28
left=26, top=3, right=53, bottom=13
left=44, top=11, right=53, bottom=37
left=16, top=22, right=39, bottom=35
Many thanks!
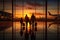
left=0, top=0, right=60, bottom=40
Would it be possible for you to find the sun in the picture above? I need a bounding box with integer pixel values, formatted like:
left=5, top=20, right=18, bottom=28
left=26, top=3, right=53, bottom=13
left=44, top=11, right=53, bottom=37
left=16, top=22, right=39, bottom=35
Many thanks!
left=24, top=10, right=31, bottom=18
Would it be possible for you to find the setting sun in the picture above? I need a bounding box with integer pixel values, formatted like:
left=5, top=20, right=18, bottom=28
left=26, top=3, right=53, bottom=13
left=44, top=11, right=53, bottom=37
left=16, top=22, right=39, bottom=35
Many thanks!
left=24, top=10, right=31, bottom=18
left=24, top=13, right=31, bottom=18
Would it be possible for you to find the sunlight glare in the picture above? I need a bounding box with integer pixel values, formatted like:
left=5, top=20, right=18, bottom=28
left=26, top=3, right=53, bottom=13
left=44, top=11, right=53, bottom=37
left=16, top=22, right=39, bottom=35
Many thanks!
left=27, top=22, right=30, bottom=32
left=24, top=10, right=31, bottom=18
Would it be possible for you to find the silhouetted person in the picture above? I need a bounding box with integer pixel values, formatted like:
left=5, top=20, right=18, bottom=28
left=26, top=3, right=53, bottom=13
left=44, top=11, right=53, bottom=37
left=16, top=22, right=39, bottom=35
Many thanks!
left=20, top=18, right=23, bottom=36
left=31, top=14, right=36, bottom=31
left=25, top=15, right=29, bottom=31
left=30, top=14, right=36, bottom=40
left=31, top=14, right=36, bottom=23
left=20, top=18, right=23, bottom=24
left=24, top=15, right=29, bottom=40
left=25, top=15, right=29, bottom=23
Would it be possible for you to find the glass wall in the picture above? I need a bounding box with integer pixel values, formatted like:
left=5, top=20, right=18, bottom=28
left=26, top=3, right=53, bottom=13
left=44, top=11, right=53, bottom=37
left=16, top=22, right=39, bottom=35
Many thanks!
left=0, top=0, right=60, bottom=40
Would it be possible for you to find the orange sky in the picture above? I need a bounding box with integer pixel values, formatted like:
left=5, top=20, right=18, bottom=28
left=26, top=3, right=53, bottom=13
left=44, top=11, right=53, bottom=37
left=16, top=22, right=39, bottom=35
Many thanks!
left=4, top=9, right=60, bottom=19
left=2, top=3, right=60, bottom=19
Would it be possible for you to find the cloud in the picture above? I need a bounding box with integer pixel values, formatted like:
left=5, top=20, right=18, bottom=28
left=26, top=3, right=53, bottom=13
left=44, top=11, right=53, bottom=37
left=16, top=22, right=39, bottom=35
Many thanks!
left=35, top=13, right=45, bottom=15
left=26, top=1, right=43, bottom=7
left=29, top=12, right=45, bottom=15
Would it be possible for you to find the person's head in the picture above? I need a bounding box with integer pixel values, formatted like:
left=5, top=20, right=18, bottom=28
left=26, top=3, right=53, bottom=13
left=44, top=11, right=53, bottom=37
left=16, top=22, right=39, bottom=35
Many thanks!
left=26, top=14, right=27, bottom=16
left=32, top=13, right=34, bottom=16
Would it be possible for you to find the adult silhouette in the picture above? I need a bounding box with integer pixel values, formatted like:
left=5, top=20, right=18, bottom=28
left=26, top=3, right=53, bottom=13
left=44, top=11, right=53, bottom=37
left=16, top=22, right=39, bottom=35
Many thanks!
left=30, top=14, right=36, bottom=40
left=31, top=14, right=36, bottom=31
left=31, top=14, right=36, bottom=23
left=25, top=15, right=29, bottom=31
left=24, top=15, right=29, bottom=40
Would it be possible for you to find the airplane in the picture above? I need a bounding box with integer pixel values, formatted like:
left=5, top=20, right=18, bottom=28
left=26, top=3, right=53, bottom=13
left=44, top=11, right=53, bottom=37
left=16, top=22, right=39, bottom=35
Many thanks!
left=0, top=11, right=12, bottom=31
left=0, top=11, right=12, bottom=20
left=48, top=11, right=60, bottom=16
left=48, top=11, right=60, bottom=28
left=48, top=11, right=60, bottom=21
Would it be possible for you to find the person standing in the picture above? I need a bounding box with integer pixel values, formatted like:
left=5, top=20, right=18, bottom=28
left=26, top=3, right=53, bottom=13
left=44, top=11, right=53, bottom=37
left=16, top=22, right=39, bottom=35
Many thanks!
left=30, top=14, right=36, bottom=40
left=24, top=15, right=29, bottom=40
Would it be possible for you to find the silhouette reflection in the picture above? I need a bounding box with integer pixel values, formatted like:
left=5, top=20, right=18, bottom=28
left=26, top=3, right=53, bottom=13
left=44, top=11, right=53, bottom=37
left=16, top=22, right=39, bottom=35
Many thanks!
left=31, top=31, right=36, bottom=40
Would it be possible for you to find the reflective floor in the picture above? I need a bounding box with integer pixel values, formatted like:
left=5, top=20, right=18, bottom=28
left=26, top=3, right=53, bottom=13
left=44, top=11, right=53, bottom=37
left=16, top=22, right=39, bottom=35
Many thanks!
left=0, top=21, right=60, bottom=40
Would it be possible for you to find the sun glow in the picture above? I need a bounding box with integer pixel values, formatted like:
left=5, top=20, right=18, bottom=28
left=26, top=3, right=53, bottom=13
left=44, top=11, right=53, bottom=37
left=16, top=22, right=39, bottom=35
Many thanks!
left=24, top=13, right=31, bottom=17
left=27, top=22, right=31, bottom=32
left=24, top=10, right=31, bottom=18
left=28, top=22, right=30, bottom=27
